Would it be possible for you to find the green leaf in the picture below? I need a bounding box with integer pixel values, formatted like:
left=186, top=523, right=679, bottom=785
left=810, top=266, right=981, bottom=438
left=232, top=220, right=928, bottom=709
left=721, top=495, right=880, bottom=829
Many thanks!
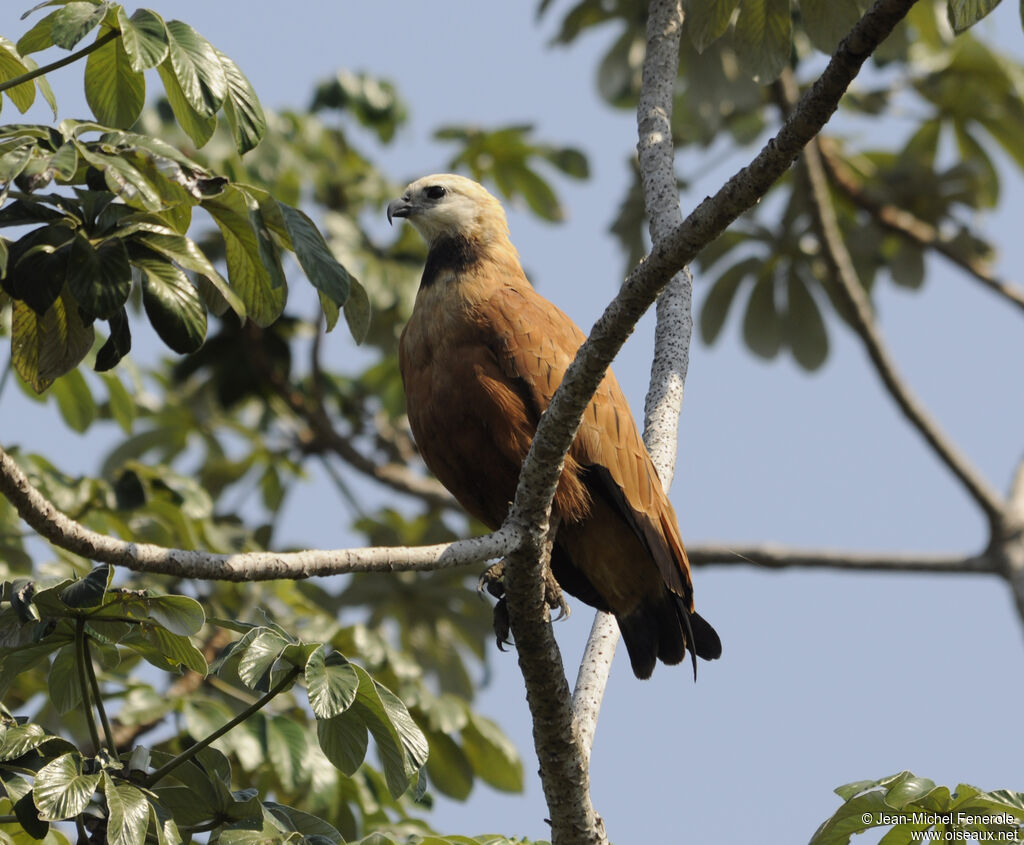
left=237, top=629, right=289, bottom=691
left=47, top=644, right=82, bottom=715
left=889, top=240, right=925, bottom=290
left=505, top=165, right=563, bottom=221
left=0, top=43, right=35, bottom=113
left=280, top=203, right=352, bottom=306
left=316, top=711, right=368, bottom=776
left=134, top=231, right=244, bottom=318
left=266, top=715, right=307, bottom=792
left=349, top=666, right=428, bottom=798
left=947, top=0, right=1003, bottom=32
left=11, top=287, right=94, bottom=393
left=16, top=10, right=59, bottom=55
left=102, top=773, right=148, bottom=845
left=305, top=647, right=359, bottom=719
left=95, top=307, right=131, bottom=371
left=142, top=595, right=205, bottom=636
left=84, top=28, right=145, bottom=129
left=49, top=140, right=78, bottom=180
left=800, top=0, right=864, bottom=54
left=33, top=753, right=101, bottom=820
left=67, top=233, right=132, bottom=319
left=784, top=272, right=828, bottom=371
left=700, top=256, right=759, bottom=344
left=120, top=625, right=207, bottom=675
left=809, top=790, right=890, bottom=845
left=461, top=713, right=523, bottom=793
left=50, top=367, right=99, bottom=432
left=263, top=802, right=343, bottom=844
left=203, top=186, right=283, bottom=327
left=318, top=290, right=340, bottom=332
left=133, top=252, right=207, bottom=354
left=216, top=48, right=266, bottom=154
left=156, top=61, right=217, bottom=148
left=49, top=2, right=107, bottom=50
left=685, top=0, right=741, bottom=52
left=59, top=563, right=109, bottom=607
left=75, top=143, right=162, bottom=211
left=0, top=723, right=51, bottom=761
left=99, top=371, right=134, bottom=432
left=424, top=729, right=474, bottom=800
left=343, top=275, right=370, bottom=343
left=733, top=0, right=792, bottom=83
left=162, top=19, right=227, bottom=116
left=742, top=270, right=781, bottom=359
left=886, top=776, right=938, bottom=810
left=116, top=7, right=168, bottom=71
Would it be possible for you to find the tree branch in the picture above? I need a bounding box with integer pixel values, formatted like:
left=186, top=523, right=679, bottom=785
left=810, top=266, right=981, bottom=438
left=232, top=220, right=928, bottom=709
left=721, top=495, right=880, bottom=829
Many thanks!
left=507, top=0, right=922, bottom=546
left=776, top=70, right=1005, bottom=525
left=501, top=3, right=918, bottom=842
left=0, top=444, right=517, bottom=580
left=572, top=0, right=689, bottom=768
left=818, top=139, right=1024, bottom=315
left=244, top=327, right=457, bottom=511
left=687, top=542, right=995, bottom=574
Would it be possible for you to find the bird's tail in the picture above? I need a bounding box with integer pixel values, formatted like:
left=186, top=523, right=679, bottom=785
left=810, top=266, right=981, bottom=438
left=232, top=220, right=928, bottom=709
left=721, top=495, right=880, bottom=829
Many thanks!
left=617, top=596, right=721, bottom=680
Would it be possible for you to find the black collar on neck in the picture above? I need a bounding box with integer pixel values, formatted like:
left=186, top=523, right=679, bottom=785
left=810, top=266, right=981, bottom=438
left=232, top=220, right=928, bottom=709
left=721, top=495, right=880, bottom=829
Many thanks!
left=421, top=235, right=481, bottom=288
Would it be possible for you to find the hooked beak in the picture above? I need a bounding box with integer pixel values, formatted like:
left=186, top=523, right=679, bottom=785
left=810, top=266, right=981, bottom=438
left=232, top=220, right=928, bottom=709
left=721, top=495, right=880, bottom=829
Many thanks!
left=386, top=196, right=414, bottom=225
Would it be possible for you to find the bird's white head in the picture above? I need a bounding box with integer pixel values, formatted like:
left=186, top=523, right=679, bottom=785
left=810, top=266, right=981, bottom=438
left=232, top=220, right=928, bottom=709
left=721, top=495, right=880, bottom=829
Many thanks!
left=386, top=174, right=510, bottom=246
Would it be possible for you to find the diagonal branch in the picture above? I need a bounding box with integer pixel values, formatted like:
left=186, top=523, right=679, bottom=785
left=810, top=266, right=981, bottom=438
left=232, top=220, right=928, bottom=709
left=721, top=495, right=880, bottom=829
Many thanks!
left=777, top=69, right=1005, bottom=525
left=818, top=140, right=1024, bottom=316
left=0, top=444, right=516, bottom=580
left=572, top=0, right=689, bottom=768
left=502, top=2, right=919, bottom=842
left=506, top=0, right=923, bottom=546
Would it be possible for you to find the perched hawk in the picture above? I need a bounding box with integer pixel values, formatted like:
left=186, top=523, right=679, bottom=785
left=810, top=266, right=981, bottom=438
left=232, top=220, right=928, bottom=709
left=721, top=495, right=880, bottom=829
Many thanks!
left=388, top=174, right=721, bottom=679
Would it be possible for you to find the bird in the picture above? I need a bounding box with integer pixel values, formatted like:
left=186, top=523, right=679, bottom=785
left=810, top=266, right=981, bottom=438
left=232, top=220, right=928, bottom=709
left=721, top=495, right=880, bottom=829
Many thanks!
left=387, top=174, right=721, bottom=679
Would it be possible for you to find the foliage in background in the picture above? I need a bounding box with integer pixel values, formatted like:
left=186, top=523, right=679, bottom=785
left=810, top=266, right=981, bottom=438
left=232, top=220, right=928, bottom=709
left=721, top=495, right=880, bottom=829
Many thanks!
left=810, top=771, right=1024, bottom=844
left=2, top=0, right=1023, bottom=842
left=544, top=0, right=1024, bottom=371
left=0, top=3, right=579, bottom=842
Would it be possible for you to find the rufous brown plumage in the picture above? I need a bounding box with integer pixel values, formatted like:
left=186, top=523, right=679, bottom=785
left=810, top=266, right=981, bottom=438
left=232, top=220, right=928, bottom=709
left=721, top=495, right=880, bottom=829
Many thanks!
left=388, top=174, right=721, bottom=679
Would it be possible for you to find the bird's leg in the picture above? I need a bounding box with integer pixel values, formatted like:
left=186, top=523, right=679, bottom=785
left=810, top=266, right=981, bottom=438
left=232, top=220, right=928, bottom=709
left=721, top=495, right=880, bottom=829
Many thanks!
left=478, top=521, right=570, bottom=651
left=541, top=516, right=570, bottom=622
left=477, top=559, right=506, bottom=599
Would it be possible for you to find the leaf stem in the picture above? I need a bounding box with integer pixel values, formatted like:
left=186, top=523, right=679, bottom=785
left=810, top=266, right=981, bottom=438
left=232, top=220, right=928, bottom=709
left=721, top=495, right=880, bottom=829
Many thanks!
left=82, top=632, right=117, bottom=752
left=74, top=617, right=102, bottom=753
left=0, top=29, right=119, bottom=95
left=143, top=665, right=301, bottom=788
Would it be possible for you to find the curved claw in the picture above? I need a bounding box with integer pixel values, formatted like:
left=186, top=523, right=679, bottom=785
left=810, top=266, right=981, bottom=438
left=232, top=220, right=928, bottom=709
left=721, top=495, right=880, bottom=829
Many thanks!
left=477, top=560, right=506, bottom=600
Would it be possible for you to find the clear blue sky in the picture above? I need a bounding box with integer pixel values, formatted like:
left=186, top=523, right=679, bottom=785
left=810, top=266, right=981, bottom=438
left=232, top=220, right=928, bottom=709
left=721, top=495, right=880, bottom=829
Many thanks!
left=3, top=3, right=1024, bottom=842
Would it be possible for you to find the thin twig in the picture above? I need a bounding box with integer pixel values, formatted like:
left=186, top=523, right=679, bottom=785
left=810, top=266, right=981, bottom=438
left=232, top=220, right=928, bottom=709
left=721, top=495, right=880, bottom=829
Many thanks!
left=75, top=617, right=102, bottom=753
left=247, top=331, right=457, bottom=510
left=775, top=69, right=1005, bottom=525
left=144, top=666, right=302, bottom=787
left=0, top=29, right=119, bottom=95
left=818, top=140, right=1024, bottom=315
left=82, top=634, right=117, bottom=753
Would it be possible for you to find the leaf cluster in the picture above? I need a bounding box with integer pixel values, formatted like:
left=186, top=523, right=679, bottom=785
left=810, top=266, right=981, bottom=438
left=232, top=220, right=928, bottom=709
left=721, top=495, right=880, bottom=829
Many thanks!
left=0, top=2, right=367, bottom=394
left=810, top=771, right=1024, bottom=844
left=545, top=0, right=1024, bottom=371
left=0, top=563, right=526, bottom=843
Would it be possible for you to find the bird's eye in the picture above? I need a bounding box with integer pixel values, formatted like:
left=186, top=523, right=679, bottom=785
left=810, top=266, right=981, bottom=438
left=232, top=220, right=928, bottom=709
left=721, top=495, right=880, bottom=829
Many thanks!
left=425, top=185, right=447, bottom=200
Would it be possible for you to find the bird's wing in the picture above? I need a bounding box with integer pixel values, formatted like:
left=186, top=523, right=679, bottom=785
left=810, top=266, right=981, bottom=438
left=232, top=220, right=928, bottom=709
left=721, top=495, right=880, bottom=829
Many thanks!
left=486, top=282, right=696, bottom=607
